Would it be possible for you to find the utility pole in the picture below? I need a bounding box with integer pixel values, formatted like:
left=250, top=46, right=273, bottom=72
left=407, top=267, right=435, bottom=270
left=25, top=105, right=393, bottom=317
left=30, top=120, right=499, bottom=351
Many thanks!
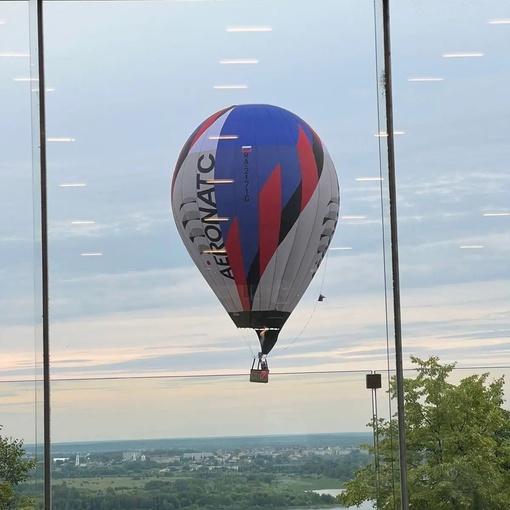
left=31, top=0, right=51, bottom=508
left=380, top=0, right=409, bottom=508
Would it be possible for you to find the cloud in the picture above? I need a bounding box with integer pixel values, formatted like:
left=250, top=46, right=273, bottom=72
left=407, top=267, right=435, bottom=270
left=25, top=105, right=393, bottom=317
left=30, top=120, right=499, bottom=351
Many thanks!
left=2, top=272, right=509, bottom=386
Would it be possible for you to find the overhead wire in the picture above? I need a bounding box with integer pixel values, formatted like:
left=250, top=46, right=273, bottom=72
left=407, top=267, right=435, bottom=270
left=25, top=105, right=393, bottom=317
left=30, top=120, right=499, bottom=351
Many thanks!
left=0, top=368, right=365, bottom=385
left=3, top=364, right=510, bottom=385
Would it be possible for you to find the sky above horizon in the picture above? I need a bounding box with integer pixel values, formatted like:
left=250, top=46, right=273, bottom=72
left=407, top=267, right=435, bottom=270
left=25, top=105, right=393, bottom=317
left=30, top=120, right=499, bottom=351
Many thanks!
left=1, top=0, right=509, bottom=442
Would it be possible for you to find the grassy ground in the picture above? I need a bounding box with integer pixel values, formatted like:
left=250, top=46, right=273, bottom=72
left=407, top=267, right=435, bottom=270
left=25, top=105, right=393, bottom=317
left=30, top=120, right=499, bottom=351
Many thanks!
left=276, top=475, right=342, bottom=491
left=52, top=476, right=157, bottom=491
left=52, top=474, right=342, bottom=493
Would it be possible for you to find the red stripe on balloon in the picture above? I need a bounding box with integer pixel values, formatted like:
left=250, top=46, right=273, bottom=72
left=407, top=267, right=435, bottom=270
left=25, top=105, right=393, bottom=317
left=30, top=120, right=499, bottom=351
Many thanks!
left=296, top=125, right=319, bottom=211
left=225, top=217, right=250, bottom=311
left=189, top=105, right=234, bottom=150
left=259, top=164, right=282, bottom=275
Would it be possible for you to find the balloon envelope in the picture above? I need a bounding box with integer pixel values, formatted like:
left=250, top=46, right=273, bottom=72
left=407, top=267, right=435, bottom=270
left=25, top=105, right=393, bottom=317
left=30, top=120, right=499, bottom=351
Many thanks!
left=171, top=104, right=340, bottom=354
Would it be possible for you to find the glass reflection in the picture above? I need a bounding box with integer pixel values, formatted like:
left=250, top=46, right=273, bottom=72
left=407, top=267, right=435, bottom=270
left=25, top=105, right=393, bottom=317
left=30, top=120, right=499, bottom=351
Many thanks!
left=2, top=0, right=509, bottom=508
left=40, top=0, right=392, bottom=382
left=0, top=1, right=44, bottom=506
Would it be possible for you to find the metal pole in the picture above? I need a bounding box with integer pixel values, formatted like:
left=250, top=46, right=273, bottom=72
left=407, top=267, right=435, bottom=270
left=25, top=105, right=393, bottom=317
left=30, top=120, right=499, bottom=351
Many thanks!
left=35, top=0, right=51, bottom=507
left=371, top=386, right=380, bottom=507
left=366, top=373, right=382, bottom=507
left=380, top=0, right=409, bottom=508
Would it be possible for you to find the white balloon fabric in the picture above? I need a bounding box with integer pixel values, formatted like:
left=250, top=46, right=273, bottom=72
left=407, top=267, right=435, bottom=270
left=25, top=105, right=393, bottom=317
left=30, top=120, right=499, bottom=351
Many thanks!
left=171, top=104, right=340, bottom=354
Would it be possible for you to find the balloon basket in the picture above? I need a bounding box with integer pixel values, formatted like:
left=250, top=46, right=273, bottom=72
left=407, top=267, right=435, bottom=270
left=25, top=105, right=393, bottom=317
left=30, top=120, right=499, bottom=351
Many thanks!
left=250, top=356, right=269, bottom=383
left=250, top=369, right=269, bottom=383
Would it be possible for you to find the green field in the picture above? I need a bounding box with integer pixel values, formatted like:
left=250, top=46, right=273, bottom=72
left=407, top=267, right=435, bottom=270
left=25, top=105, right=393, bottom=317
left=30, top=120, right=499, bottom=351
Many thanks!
left=52, top=476, right=157, bottom=491
left=53, top=474, right=342, bottom=494
left=276, top=475, right=342, bottom=492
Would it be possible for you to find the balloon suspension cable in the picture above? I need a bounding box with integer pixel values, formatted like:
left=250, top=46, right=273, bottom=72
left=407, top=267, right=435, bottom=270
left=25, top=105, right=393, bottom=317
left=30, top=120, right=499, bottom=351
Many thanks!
left=270, top=252, right=330, bottom=358
left=255, top=352, right=268, bottom=368
left=239, top=327, right=257, bottom=357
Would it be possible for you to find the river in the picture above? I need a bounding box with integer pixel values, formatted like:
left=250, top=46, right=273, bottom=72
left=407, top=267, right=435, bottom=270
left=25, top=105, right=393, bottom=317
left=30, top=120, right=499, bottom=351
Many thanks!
left=308, top=489, right=374, bottom=509
left=292, top=504, right=373, bottom=510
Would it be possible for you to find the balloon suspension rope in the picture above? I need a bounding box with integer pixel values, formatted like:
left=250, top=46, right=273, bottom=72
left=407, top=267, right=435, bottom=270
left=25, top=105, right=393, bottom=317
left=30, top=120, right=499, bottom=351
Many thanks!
left=239, top=327, right=257, bottom=357
left=270, top=252, right=330, bottom=358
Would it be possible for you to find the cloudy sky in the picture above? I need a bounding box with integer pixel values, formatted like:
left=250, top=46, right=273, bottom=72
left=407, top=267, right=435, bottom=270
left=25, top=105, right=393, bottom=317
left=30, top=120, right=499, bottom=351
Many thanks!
left=1, top=0, right=509, bottom=443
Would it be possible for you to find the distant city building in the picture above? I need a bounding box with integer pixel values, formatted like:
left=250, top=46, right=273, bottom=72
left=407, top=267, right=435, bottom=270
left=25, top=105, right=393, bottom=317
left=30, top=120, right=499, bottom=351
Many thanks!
left=151, top=455, right=181, bottom=464
left=53, top=457, right=70, bottom=465
left=182, top=452, right=214, bottom=461
left=122, top=452, right=138, bottom=462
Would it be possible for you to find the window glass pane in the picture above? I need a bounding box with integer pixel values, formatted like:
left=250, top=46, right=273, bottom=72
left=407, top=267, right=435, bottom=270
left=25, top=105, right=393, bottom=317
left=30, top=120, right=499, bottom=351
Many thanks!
left=392, top=0, right=510, bottom=370
left=0, top=0, right=44, bottom=505
left=42, top=0, right=395, bottom=508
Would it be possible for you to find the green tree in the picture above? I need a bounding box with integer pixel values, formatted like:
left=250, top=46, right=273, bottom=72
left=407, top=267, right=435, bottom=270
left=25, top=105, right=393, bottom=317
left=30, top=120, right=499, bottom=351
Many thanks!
left=340, top=356, right=510, bottom=510
left=0, top=427, right=37, bottom=510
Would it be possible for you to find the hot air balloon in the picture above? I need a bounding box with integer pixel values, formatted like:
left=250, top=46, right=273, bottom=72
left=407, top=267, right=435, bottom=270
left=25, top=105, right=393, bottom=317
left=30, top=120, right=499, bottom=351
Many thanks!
left=171, top=104, right=340, bottom=382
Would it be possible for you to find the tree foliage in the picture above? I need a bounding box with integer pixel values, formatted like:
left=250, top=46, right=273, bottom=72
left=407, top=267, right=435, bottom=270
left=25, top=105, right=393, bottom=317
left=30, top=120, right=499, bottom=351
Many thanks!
left=340, top=356, right=510, bottom=510
left=0, top=427, right=36, bottom=510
